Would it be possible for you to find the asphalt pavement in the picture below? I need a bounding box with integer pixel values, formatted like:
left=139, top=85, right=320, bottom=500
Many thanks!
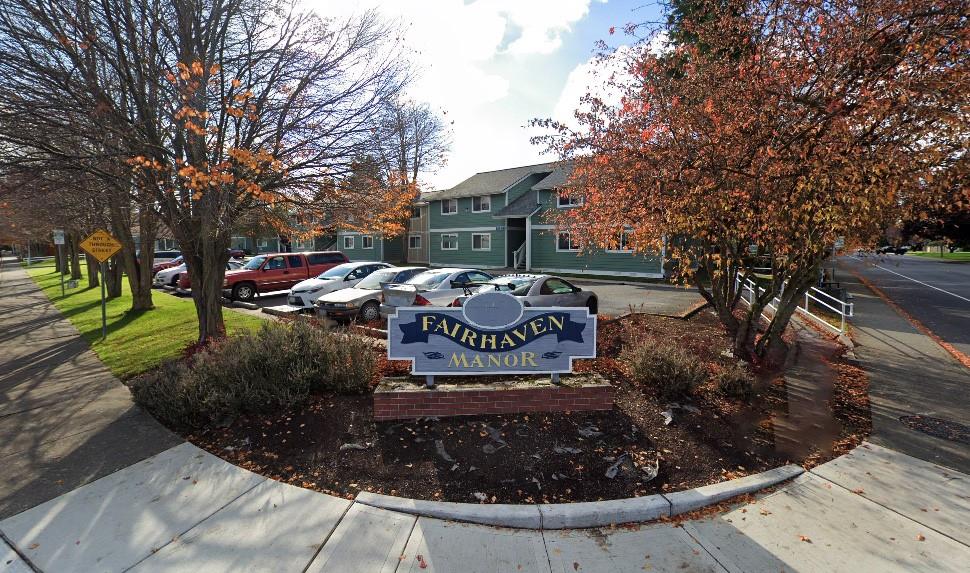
left=840, top=253, right=970, bottom=358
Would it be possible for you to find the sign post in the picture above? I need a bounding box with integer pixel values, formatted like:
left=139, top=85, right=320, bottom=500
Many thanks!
left=53, top=229, right=65, bottom=297
left=79, top=229, right=123, bottom=340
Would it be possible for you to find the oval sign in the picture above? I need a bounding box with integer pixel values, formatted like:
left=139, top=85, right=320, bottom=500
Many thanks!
left=462, top=291, right=523, bottom=328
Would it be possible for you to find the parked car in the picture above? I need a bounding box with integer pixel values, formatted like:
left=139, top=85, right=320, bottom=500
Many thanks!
left=317, top=266, right=427, bottom=322
left=151, top=255, right=183, bottom=277
left=175, top=260, right=244, bottom=293
left=222, top=251, right=349, bottom=301
left=287, top=261, right=392, bottom=308
left=450, top=274, right=598, bottom=314
left=152, top=250, right=182, bottom=264
left=379, top=268, right=495, bottom=318
left=154, top=262, right=187, bottom=287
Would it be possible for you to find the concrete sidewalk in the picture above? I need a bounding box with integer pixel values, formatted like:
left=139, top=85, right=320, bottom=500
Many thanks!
left=3, top=256, right=969, bottom=572
left=0, top=257, right=181, bottom=519
left=838, top=258, right=970, bottom=473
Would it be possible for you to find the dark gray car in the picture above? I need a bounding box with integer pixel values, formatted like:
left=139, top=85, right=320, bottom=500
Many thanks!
left=456, top=274, right=598, bottom=314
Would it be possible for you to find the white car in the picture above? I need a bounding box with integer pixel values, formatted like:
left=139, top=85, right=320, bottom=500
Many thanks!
left=154, top=263, right=187, bottom=287
left=379, top=268, right=494, bottom=318
left=287, top=261, right=391, bottom=308
left=316, top=266, right=427, bottom=322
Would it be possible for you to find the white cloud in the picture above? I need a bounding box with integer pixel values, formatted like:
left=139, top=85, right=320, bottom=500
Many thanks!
left=303, top=0, right=597, bottom=188
left=552, top=45, right=630, bottom=130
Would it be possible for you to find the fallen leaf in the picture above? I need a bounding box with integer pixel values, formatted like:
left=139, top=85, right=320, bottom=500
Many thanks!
left=798, top=535, right=812, bottom=543
left=416, top=554, right=428, bottom=569
left=916, top=534, right=925, bottom=542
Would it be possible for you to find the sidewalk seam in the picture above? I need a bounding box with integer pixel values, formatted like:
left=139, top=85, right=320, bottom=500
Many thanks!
left=806, top=469, right=970, bottom=550
left=119, top=478, right=266, bottom=572
left=0, top=529, right=42, bottom=573
left=301, top=499, right=357, bottom=573
left=391, top=510, right=420, bottom=573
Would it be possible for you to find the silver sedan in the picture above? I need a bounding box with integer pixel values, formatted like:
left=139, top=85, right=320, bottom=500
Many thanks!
left=457, top=274, right=598, bottom=314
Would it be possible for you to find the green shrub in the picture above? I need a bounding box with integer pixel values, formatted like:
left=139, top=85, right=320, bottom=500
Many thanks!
left=621, top=340, right=708, bottom=398
left=714, top=362, right=754, bottom=399
left=128, top=320, right=377, bottom=428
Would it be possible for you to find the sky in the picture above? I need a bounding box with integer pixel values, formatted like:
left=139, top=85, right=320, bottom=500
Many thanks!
left=303, top=0, right=663, bottom=191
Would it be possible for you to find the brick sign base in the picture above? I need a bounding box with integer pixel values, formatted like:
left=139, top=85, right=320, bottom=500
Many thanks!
left=373, top=376, right=614, bottom=421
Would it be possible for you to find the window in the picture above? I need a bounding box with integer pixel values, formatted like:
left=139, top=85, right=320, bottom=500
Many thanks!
left=286, top=255, right=303, bottom=268
left=295, top=238, right=314, bottom=250
left=308, top=252, right=347, bottom=265
left=440, top=233, right=458, bottom=250
left=410, top=206, right=421, bottom=219
left=441, top=199, right=458, bottom=215
left=608, top=229, right=633, bottom=253
left=471, top=233, right=491, bottom=251
left=362, top=235, right=374, bottom=249
left=408, top=234, right=422, bottom=249
left=472, top=195, right=490, bottom=212
left=466, top=271, right=493, bottom=283
left=540, top=278, right=577, bottom=295
left=342, top=236, right=354, bottom=249
left=347, top=266, right=373, bottom=280
left=265, top=256, right=286, bottom=270
left=557, top=193, right=584, bottom=208
left=557, top=232, right=580, bottom=252
left=258, top=238, right=269, bottom=248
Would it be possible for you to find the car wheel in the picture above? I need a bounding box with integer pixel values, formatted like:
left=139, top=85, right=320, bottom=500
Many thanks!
left=170, top=274, right=180, bottom=287
left=359, top=301, right=380, bottom=322
left=232, top=282, right=256, bottom=301
left=587, top=298, right=598, bottom=315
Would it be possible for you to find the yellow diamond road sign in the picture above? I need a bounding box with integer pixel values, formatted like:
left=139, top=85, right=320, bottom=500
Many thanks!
left=80, top=229, right=123, bottom=263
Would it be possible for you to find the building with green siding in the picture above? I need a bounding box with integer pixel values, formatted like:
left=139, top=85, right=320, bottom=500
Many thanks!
left=335, top=161, right=665, bottom=277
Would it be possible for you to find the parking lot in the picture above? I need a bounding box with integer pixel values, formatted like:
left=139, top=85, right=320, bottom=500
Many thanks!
left=157, top=277, right=706, bottom=320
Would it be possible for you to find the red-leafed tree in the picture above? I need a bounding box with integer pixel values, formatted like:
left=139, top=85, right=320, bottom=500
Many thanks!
left=536, top=0, right=969, bottom=359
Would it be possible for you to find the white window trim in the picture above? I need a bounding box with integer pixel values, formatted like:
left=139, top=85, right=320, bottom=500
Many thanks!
left=342, top=236, right=354, bottom=249
left=408, top=234, right=422, bottom=249
left=440, top=199, right=458, bottom=215
left=557, top=194, right=584, bottom=209
left=471, top=195, right=491, bottom=213
left=607, top=230, right=634, bottom=253
left=361, top=235, right=374, bottom=249
left=556, top=231, right=580, bottom=252
left=410, top=207, right=422, bottom=220
left=440, top=233, right=458, bottom=251
left=471, top=232, right=491, bottom=251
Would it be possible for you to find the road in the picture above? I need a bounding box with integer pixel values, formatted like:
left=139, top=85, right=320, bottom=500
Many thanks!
left=838, top=254, right=970, bottom=473
left=840, top=253, right=970, bottom=358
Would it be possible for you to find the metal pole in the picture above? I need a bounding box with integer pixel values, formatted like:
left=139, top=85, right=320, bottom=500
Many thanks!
left=26, top=242, right=30, bottom=266
left=100, top=261, right=107, bottom=339
left=58, top=244, right=65, bottom=297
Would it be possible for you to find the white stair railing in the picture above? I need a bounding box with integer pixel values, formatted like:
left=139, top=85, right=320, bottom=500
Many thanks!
left=513, top=243, right=526, bottom=269
left=735, top=275, right=854, bottom=334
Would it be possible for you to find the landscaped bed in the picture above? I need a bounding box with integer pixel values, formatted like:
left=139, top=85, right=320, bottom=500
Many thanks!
left=133, top=311, right=871, bottom=504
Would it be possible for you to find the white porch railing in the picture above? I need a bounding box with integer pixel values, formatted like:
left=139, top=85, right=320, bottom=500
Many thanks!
left=735, top=275, right=854, bottom=334
left=513, top=243, right=526, bottom=269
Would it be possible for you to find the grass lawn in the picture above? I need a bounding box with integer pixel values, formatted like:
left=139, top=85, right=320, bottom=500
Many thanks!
left=907, top=251, right=970, bottom=262
left=25, top=260, right=265, bottom=378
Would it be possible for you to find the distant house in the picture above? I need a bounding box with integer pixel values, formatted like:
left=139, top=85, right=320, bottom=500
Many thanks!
left=336, top=161, right=665, bottom=278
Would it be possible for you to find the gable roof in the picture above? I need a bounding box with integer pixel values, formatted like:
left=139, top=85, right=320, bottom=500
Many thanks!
left=424, top=161, right=565, bottom=201
left=493, top=190, right=541, bottom=218
left=531, top=162, right=573, bottom=191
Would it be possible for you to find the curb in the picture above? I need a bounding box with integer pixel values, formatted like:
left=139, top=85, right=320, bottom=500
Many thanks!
left=354, top=464, right=804, bottom=530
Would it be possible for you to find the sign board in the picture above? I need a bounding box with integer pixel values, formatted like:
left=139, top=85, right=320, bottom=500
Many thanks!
left=79, top=229, right=122, bottom=263
left=388, top=291, right=596, bottom=375
left=834, top=236, right=845, bottom=250
left=66, top=279, right=79, bottom=289
left=52, top=229, right=65, bottom=245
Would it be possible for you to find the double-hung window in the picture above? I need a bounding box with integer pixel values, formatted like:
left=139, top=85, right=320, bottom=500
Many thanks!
left=440, top=234, right=458, bottom=250
left=608, top=229, right=633, bottom=253
left=441, top=199, right=458, bottom=215
left=471, top=233, right=491, bottom=251
left=408, top=234, right=422, bottom=249
left=556, top=232, right=581, bottom=252
left=557, top=193, right=584, bottom=208
left=362, top=236, right=374, bottom=249
left=472, top=195, right=491, bottom=212
left=342, top=236, right=354, bottom=249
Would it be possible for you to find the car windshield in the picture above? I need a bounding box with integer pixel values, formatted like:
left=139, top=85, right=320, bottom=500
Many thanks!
left=317, top=263, right=355, bottom=279
left=477, top=276, right=537, bottom=295
left=406, top=271, right=450, bottom=289
left=356, top=269, right=398, bottom=290
left=241, top=256, right=265, bottom=270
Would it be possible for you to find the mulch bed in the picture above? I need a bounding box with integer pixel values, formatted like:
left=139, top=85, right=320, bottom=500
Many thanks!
left=185, top=311, right=871, bottom=503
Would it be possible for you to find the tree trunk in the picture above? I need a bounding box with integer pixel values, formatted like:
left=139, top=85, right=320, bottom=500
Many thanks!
left=753, top=265, right=820, bottom=360
left=184, top=234, right=231, bottom=344
left=108, top=197, right=156, bottom=311
left=69, top=232, right=82, bottom=280
left=105, top=259, right=123, bottom=298
left=86, top=253, right=99, bottom=288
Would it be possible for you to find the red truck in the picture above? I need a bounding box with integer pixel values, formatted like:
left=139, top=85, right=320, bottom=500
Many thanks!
left=222, top=251, right=349, bottom=301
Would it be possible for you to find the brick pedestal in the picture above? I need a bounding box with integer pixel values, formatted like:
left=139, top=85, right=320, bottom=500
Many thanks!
left=373, top=375, right=614, bottom=421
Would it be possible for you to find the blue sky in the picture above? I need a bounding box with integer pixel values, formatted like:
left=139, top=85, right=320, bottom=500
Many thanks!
left=305, top=0, right=663, bottom=190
